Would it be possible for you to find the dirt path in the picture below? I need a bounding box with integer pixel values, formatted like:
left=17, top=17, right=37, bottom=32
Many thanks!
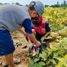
left=0, top=46, right=29, bottom=67
left=0, top=32, right=30, bottom=67
left=14, top=46, right=29, bottom=67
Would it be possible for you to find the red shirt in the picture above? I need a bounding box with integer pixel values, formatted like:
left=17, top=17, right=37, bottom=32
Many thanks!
left=32, top=22, right=46, bottom=35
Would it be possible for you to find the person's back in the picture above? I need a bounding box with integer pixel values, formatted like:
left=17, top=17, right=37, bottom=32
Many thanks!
left=0, top=1, right=43, bottom=67
left=0, top=4, right=30, bottom=31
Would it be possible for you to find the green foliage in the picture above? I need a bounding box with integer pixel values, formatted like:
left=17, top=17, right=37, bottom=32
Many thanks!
left=58, top=27, right=67, bottom=36
left=43, top=7, right=67, bottom=31
left=29, top=33, right=67, bottom=67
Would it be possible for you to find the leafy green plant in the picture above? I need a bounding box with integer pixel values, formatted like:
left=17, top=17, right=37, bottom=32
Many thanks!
left=29, top=38, right=67, bottom=67
left=29, top=7, right=67, bottom=67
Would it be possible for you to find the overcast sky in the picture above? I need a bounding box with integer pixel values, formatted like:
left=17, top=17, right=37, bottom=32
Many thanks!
left=0, top=0, right=67, bottom=5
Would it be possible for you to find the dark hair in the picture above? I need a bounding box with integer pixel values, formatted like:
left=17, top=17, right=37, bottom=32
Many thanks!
left=29, top=6, right=35, bottom=10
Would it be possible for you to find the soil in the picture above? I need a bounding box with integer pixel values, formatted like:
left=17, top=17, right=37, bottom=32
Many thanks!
left=0, top=46, right=29, bottom=67
left=0, top=31, right=30, bottom=67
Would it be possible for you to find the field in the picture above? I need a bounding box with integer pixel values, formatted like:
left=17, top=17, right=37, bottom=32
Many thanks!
left=29, top=6, right=67, bottom=67
left=0, top=6, right=67, bottom=67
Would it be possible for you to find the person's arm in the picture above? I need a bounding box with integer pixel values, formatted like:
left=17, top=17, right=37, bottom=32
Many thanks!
left=18, top=28, right=26, bottom=36
left=19, top=19, right=41, bottom=47
left=44, top=32, right=50, bottom=37
left=41, top=22, right=51, bottom=42
left=18, top=28, right=29, bottom=41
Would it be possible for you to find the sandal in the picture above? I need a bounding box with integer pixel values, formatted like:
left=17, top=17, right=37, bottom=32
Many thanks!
left=1, top=61, right=8, bottom=67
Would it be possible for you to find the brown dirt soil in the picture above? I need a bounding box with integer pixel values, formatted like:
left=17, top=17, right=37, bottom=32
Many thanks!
left=14, top=46, right=29, bottom=67
left=0, top=31, right=30, bottom=67
left=0, top=46, right=29, bottom=67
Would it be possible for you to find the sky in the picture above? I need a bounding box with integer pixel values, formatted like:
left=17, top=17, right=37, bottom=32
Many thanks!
left=0, top=0, right=67, bottom=5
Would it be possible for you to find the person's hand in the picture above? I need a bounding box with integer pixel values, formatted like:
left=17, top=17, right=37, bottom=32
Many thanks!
left=35, top=41, right=41, bottom=47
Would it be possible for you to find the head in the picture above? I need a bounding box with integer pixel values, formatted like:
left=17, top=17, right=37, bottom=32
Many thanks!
left=29, top=1, right=44, bottom=18
left=28, top=1, right=44, bottom=26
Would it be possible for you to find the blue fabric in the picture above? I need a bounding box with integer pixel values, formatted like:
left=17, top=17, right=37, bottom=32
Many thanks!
left=0, top=30, right=15, bottom=56
left=45, top=22, right=51, bottom=32
left=22, top=19, right=32, bottom=34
